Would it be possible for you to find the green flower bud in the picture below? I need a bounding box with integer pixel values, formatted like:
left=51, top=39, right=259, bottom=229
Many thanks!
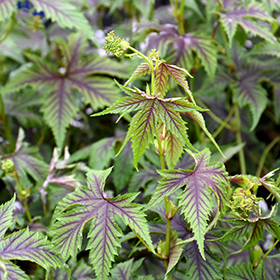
left=1, top=159, right=14, bottom=173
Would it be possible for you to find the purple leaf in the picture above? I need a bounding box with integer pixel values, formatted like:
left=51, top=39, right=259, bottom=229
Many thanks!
left=0, top=228, right=63, bottom=270
left=141, top=24, right=218, bottom=78
left=218, top=2, right=276, bottom=46
left=147, top=149, right=229, bottom=258
left=184, top=241, right=222, bottom=279
left=3, top=33, right=124, bottom=147
left=111, top=258, right=144, bottom=280
left=226, top=262, right=265, bottom=280
left=51, top=168, right=153, bottom=280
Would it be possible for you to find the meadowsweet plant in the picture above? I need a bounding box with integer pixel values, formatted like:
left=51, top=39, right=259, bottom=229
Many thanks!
left=1, top=0, right=280, bottom=279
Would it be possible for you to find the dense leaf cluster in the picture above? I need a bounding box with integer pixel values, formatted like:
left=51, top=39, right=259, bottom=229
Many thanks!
left=0, top=0, right=280, bottom=279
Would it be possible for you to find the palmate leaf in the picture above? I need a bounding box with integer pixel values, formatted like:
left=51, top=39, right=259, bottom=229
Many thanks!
left=3, top=33, right=125, bottom=147
left=184, top=241, right=222, bottom=280
left=93, top=82, right=221, bottom=168
left=50, top=168, right=153, bottom=280
left=147, top=149, right=229, bottom=259
left=0, top=0, right=16, bottom=22
left=219, top=206, right=280, bottom=256
left=29, top=0, right=94, bottom=39
left=217, top=2, right=276, bottom=46
left=140, top=24, right=218, bottom=78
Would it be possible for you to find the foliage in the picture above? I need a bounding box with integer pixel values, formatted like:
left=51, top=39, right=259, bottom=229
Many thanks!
left=0, top=0, right=280, bottom=279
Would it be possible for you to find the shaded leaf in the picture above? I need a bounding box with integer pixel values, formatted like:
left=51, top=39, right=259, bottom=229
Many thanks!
left=184, top=241, right=222, bottom=280
left=3, top=33, right=123, bottom=147
left=226, top=261, right=265, bottom=280
left=7, top=145, right=48, bottom=183
left=132, top=0, right=154, bottom=20
left=218, top=2, right=276, bottom=46
left=51, top=168, right=153, bottom=280
left=111, top=258, right=144, bottom=280
left=141, top=24, right=218, bottom=78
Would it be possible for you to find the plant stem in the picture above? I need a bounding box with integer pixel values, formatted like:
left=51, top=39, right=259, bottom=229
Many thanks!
left=128, top=46, right=155, bottom=94
left=178, top=0, right=185, bottom=35
left=249, top=247, right=253, bottom=263
left=234, top=103, right=246, bottom=174
left=262, top=239, right=279, bottom=260
left=256, top=136, right=280, bottom=178
left=157, top=136, right=166, bottom=170
left=212, top=20, right=220, bottom=39
left=14, top=171, right=32, bottom=222
left=0, top=20, right=14, bottom=43
left=212, top=104, right=236, bottom=139
left=0, top=93, right=14, bottom=150
left=196, top=99, right=232, bottom=130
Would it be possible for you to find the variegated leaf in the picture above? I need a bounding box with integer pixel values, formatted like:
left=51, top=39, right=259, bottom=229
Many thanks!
left=51, top=168, right=153, bottom=280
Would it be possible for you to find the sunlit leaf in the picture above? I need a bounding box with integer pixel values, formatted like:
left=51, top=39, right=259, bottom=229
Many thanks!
left=51, top=168, right=153, bottom=280
left=147, top=149, right=229, bottom=258
left=0, top=195, right=15, bottom=240
left=0, top=0, right=17, bottom=22
left=0, top=260, right=29, bottom=280
left=30, top=0, right=94, bottom=39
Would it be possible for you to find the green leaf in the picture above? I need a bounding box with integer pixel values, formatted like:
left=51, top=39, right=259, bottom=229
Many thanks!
left=30, top=0, right=94, bottom=39
left=0, top=229, right=63, bottom=270
left=226, top=262, right=265, bottom=280
left=3, top=33, right=123, bottom=147
left=7, top=145, right=49, bottom=184
left=165, top=130, right=184, bottom=169
left=0, top=0, right=17, bottom=22
left=0, top=260, right=29, bottom=280
left=165, top=231, right=183, bottom=276
left=218, top=2, right=277, bottom=46
left=0, top=195, right=15, bottom=240
left=51, top=168, right=154, bottom=280
left=247, top=41, right=280, bottom=59
left=132, top=0, right=155, bottom=20
left=124, top=62, right=151, bottom=86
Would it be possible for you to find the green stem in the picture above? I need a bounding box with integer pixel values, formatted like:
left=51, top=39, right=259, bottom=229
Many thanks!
left=178, top=0, right=185, bottom=35
left=163, top=219, right=172, bottom=260
left=14, top=172, right=31, bottom=221
left=127, top=46, right=155, bottom=93
left=249, top=247, right=253, bottom=263
left=223, top=258, right=227, bottom=280
left=196, top=99, right=232, bottom=130
left=262, top=239, right=279, bottom=260
left=256, top=136, right=280, bottom=178
left=0, top=20, right=14, bottom=43
left=157, top=136, right=166, bottom=170
left=0, top=93, right=14, bottom=150
left=212, top=104, right=236, bottom=139
left=234, top=103, right=246, bottom=174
